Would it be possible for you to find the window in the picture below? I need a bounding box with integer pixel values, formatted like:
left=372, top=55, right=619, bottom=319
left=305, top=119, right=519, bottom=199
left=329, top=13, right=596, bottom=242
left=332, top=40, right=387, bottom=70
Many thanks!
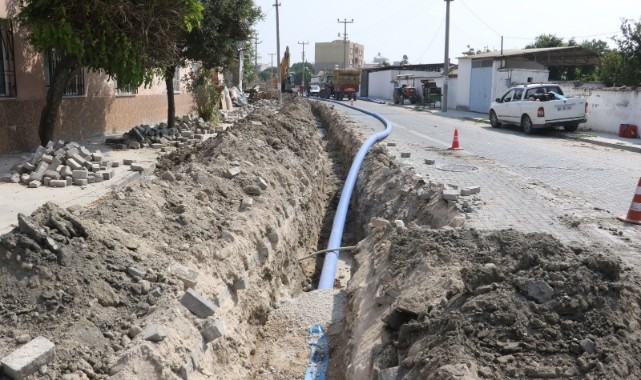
left=0, top=19, right=16, bottom=97
left=501, top=89, right=515, bottom=103
left=115, top=81, right=138, bottom=96
left=514, top=89, right=524, bottom=101
left=44, top=50, right=84, bottom=96
left=172, top=67, right=180, bottom=93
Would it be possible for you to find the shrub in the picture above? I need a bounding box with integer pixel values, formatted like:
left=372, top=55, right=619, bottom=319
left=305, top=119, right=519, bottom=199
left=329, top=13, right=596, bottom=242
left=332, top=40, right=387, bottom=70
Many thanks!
left=184, top=67, right=224, bottom=122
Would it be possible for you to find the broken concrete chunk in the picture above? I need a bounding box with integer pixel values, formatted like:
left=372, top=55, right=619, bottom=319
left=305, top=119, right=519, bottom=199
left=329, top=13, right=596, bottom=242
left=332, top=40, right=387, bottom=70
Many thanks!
left=127, top=266, right=146, bottom=278
left=223, top=167, right=241, bottom=179
left=161, top=171, right=176, bottom=182
left=243, top=185, right=262, bottom=196
left=379, top=366, right=400, bottom=380
left=256, top=176, right=269, bottom=190
left=240, top=197, right=253, bottom=211
left=0, top=336, right=55, bottom=380
left=180, top=289, right=217, bottom=318
left=424, top=159, right=435, bottom=165
left=526, top=280, right=554, bottom=304
left=233, top=277, right=249, bottom=290
left=400, top=152, right=411, bottom=158
left=142, top=324, right=168, bottom=342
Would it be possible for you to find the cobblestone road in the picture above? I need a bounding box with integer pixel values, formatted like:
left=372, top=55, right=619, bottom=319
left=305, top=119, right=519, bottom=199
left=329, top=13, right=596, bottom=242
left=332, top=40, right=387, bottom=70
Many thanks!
left=332, top=100, right=641, bottom=268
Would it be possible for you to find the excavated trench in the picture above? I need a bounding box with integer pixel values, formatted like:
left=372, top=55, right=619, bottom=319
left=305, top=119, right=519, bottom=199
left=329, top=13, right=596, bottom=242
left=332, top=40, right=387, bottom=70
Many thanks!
left=3, top=98, right=638, bottom=380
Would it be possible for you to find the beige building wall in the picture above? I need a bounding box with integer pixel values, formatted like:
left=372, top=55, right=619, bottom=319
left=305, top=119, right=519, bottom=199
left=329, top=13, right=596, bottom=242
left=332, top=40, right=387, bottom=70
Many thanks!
left=314, top=40, right=364, bottom=73
left=0, top=1, right=195, bottom=154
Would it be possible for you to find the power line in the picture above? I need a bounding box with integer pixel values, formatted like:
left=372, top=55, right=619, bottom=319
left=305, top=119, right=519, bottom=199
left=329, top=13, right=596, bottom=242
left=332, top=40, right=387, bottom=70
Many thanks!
left=458, top=0, right=501, bottom=36
left=337, top=18, right=354, bottom=69
left=417, top=19, right=444, bottom=62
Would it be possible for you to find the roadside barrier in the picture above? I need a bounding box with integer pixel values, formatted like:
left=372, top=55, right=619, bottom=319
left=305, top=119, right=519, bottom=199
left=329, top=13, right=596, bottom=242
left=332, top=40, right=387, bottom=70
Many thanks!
left=618, top=178, right=641, bottom=225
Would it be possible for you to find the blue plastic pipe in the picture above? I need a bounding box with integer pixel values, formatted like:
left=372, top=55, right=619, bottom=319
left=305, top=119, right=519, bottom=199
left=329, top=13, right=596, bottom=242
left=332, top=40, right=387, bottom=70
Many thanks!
left=317, top=100, right=392, bottom=289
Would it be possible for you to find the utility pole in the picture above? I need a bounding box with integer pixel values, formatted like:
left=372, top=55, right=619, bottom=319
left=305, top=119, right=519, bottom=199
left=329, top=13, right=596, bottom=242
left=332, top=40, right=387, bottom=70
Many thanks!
left=337, top=18, right=353, bottom=69
left=298, top=41, right=309, bottom=93
left=442, top=0, right=453, bottom=112
left=274, top=1, right=282, bottom=104
left=253, top=34, right=262, bottom=74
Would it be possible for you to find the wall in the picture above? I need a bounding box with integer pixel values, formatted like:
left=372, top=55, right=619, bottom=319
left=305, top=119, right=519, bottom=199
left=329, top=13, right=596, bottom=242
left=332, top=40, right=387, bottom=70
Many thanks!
left=560, top=87, right=641, bottom=134
left=455, top=58, right=471, bottom=110
left=493, top=68, right=549, bottom=99
left=367, top=69, right=442, bottom=101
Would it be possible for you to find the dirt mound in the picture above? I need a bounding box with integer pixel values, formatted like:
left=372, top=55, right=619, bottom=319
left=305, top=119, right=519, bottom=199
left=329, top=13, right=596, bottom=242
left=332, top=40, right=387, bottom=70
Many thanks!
left=339, top=221, right=641, bottom=379
left=0, top=98, right=335, bottom=379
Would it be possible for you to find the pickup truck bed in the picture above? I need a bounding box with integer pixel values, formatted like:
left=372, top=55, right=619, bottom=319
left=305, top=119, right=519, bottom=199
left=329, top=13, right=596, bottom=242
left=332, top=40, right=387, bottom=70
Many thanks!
left=489, top=84, right=587, bottom=134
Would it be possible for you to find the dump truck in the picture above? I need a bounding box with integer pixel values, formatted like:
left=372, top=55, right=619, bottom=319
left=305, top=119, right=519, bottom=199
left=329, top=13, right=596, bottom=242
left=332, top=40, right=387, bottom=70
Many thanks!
left=318, top=69, right=361, bottom=100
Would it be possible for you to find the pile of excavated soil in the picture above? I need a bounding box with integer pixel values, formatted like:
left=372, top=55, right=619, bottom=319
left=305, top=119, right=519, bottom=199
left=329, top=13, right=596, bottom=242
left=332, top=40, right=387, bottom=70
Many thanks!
left=338, top=223, right=641, bottom=379
left=0, top=98, right=337, bottom=379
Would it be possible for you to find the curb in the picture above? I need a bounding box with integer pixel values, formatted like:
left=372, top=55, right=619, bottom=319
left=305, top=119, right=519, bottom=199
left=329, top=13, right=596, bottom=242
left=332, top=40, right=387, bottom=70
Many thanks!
left=559, top=134, right=641, bottom=154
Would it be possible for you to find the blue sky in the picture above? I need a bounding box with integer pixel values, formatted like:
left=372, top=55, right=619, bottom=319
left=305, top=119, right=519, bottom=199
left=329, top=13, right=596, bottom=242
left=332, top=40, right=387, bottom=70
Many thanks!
left=253, top=0, right=636, bottom=66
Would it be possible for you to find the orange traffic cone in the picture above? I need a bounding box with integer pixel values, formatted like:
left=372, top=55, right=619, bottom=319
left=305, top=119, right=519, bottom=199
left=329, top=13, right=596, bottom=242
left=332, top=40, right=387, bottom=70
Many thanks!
left=448, top=129, right=463, bottom=150
left=618, top=178, right=641, bottom=224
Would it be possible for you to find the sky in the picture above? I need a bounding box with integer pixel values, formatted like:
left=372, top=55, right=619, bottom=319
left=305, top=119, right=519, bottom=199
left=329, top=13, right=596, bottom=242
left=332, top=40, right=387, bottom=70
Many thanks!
left=253, top=0, right=638, bottom=67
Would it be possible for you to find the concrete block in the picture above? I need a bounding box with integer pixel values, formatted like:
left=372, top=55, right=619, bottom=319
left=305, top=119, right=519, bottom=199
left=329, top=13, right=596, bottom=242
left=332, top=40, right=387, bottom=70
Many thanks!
left=112, top=161, right=121, bottom=168
left=400, top=153, right=411, bottom=158
left=130, top=163, right=144, bottom=172
left=29, top=161, right=48, bottom=182
left=43, top=178, right=50, bottom=186
left=461, top=186, right=481, bottom=196
left=127, top=266, right=146, bottom=278
left=73, top=178, right=88, bottom=186
left=28, top=180, right=41, bottom=188
left=49, top=180, right=67, bottom=188
left=151, top=143, right=163, bottom=149
left=43, top=169, right=60, bottom=180
left=98, top=171, right=113, bottom=180
left=92, top=151, right=103, bottom=161
left=82, top=160, right=93, bottom=170
left=87, top=175, right=96, bottom=184
left=1, top=173, right=20, bottom=183
left=93, top=174, right=104, bottom=183
left=424, top=159, right=435, bottom=165
left=66, top=177, right=72, bottom=186
left=442, top=189, right=459, bottom=201
left=201, top=320, right=225, bottom=344
left=257, top=176, right=269, bottom=190
left=66, top=158, right=83, bottom=170
left=123, top=159, right=136, bottom=165
left=64, top=147, right=79, bottom=159
left=71, top=153, right=86, bottom=166
left=91, top=163, right=100, bottom=172
left=23, top=162, right=35, bottom=172
left=0, top=336, right=55, bottom=379
left=240, top=197, right=253, bottom=211
left=180, top=289, right=217, bottom=318
left=386, top=142, right=396, bottom=147
left=72, top=170, right=88, bottom=179
left=41, top=154, right=53, bottom=164
left=79, top=146, right=92, bottom=157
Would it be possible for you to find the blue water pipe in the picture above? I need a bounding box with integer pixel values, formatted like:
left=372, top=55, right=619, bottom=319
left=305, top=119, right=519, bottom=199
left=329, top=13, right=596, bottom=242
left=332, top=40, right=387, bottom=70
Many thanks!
left=317, top=99, right=392, bottom=289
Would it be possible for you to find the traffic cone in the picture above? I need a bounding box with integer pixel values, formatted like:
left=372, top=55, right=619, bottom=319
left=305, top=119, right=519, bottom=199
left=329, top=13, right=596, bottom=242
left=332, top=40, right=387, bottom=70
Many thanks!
left=448, top=129, right=463, bottom=150
left=618, top=178, right=641, bottom=225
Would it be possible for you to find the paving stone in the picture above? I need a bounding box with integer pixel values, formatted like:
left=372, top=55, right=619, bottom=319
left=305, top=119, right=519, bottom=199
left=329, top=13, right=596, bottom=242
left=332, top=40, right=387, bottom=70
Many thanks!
left=93, top=174, right=104, bottom=183
left=400, top=152, right=411, bottom=158
left=73, top=178, right=88, bottom=186
left=66, top=158, right=83, bottom=170
left=29, top=161, right=48, bottom=182
left=201, top=320, right=225, bottom=343
left=28, top=180, right=41, bottom=188
left=257, top=176, right=269, bottom=190
left=66, top=177, right=72, bottom=186
left=112, top=161, right=121, bottom=168
left=442, top=189, right=459, bottom=201
left=123, top=159, right=136, bottom=165
left=130, top=163, right=144, bottom=172
left=49, top=180, right=67, bottom=188
left=424, top=159, right=436, bottom=165
left=1, top=173, right=20, bottom=183
left=20, top=174, right=30, bottom=185
left=71, top=153, right=86, bottom=166
left=240, top=197, right=253, bottom=211
left=43, top=169, right=60, bottom=180
left=180, top=289, right=217, bottom=318
left=169, top=262, right=199, bottom=289
left=41, top=154, right=53, bottom=164
left=0, top=336, right=55, bottom=379
left=461, top=186, right=481, bottom=196
left=43, top=178, right=51, bottom=186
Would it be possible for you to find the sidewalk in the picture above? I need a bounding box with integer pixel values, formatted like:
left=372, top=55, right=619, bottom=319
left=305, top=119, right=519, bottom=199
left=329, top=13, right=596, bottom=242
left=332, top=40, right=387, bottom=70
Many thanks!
left=0, top=134, right=162, bottom=234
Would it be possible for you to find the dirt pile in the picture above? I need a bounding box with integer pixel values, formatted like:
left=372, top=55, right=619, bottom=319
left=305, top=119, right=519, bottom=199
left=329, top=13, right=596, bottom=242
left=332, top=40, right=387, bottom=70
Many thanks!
left=0, top=98, right=335, bottom=379
left=339, top=224, right=641, bottom=379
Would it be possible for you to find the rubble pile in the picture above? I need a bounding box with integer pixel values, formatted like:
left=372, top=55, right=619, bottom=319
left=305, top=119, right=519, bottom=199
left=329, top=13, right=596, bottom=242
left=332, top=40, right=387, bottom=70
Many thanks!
left=1, top=140, right=117, bottom=188
left=105, top=114, right=219, bottom=150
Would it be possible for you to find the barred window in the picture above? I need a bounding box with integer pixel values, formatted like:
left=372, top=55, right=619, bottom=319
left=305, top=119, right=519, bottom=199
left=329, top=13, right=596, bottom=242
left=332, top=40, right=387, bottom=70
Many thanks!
left=0, top=19, right=16, bottom=97
left=44, top=50, right=84, bottom=96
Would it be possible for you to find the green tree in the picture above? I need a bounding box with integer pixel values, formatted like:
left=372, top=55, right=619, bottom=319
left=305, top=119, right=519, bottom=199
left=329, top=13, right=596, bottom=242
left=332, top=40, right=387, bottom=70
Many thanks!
left=461, top=45, right=490, bottom=56
left=581, top=39, right=611, bottom=56
left=165, top=0, right=260, bottom=128
left=260, top=67, right=277, bottom=81
left=18, top=0, right=202, bottom=146
left=607, top=18, right=641, bottom=86
left=290, top=62, right=315, bottom=88
left=525, top=34, right=566, bottom=49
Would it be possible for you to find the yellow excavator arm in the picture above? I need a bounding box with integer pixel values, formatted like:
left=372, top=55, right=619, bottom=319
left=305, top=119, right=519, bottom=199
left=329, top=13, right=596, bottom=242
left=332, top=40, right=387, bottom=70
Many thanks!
left=280, top=46, right=290, bottom=83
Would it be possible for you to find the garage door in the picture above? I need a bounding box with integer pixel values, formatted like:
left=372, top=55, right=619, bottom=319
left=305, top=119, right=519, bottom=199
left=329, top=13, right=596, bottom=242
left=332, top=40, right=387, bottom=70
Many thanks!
left=469, top=60, right=493, bottom=113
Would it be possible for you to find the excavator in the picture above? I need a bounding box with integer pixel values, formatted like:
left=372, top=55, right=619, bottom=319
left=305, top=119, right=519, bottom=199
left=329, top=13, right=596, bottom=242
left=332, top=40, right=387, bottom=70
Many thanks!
left=280, top=46, right=295, bottom=93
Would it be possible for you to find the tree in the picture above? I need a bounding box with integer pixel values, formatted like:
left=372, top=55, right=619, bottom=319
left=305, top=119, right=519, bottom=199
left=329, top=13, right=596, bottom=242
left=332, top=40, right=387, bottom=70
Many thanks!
left=165, top=0, right=261, bottom=128
left=525, top=34, right=566, bottom=49
left=581, top=39, right=611, bottom=56
left=461, top=45, right=490, bottom=56
left=608, top=17, right=641, bottom=86
left=290, top=62, right=315, bottom=88
left=260, top=67, right=277, bottom=81
left=18, top=0, right=203, bottom=146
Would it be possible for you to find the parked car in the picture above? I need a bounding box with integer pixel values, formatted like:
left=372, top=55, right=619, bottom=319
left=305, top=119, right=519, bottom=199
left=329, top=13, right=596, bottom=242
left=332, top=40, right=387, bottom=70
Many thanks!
left=489, top=84, right=588, bottom=134
left=309, top=84, right=321, bottom=97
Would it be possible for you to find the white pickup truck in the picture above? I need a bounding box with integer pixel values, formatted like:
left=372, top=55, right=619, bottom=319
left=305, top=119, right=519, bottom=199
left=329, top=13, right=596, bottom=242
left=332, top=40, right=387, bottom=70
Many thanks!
left=489, top=84, right=587, bottom=134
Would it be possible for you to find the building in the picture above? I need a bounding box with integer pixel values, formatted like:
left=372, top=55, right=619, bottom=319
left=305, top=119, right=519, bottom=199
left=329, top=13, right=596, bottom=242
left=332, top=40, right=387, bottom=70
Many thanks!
left=456, top=47, right=600, bottom=113
left=314, top=40, right=364, bottom=73
left=0, top=2, right=195, bottom=154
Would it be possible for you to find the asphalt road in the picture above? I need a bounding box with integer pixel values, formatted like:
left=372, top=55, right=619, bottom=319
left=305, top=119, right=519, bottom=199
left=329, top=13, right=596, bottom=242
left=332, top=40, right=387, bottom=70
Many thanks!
left=332, top=100, right=641, bottom=266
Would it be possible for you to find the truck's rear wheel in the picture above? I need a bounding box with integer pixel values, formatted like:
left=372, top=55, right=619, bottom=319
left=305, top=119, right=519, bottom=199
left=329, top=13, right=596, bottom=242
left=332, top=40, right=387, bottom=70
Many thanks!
left=489, top=110, right=501, bottom=128
left=521, top=115, right=534, bottom=135
left=564, top=124, right=579, bottom=132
